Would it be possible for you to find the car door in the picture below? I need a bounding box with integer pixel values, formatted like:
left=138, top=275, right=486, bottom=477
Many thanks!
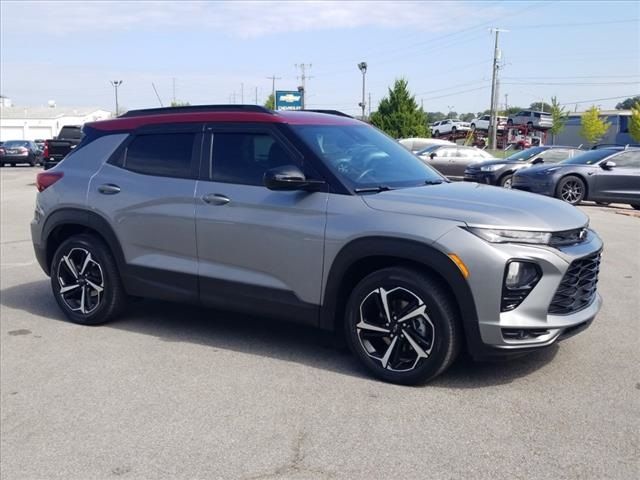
left=427, top=146, right=455, bottom=176
left=194, top=124, right=328, bottom=324
left=593, top=150, right=640, bottom=202
left=448, top=146, right=477, bottom=179
left=87, top=124, right=202, bottom=302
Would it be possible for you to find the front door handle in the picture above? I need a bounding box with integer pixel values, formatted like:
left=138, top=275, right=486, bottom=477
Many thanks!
left=202, top=193, right=231, bottom=206
left=98, top=184, right=121, bottom=195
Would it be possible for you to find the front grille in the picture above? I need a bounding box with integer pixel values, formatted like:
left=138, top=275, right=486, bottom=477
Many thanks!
left=548, top=251, right=601, bottom=315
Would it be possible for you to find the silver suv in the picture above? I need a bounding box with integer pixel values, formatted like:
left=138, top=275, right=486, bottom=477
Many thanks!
left=31, top=106, right=603, bottom=385
left=507, top=110, right=553, bottom=129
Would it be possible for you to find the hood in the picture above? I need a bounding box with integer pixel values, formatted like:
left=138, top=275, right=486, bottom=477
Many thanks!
left=515, top=162, right=595, bottom=178
left=362, top=182, right=588, bottom=231
left=467, top=158, right=523, bottom=169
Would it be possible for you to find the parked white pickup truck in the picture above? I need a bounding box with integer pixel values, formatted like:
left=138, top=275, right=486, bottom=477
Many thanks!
left=430, top=119, right=471, bottom=136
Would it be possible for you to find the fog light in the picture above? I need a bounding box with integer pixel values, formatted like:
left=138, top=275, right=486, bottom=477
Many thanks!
left=501, top=261, right=541, bottom=312
left=505, top=261, right=539, bottom=289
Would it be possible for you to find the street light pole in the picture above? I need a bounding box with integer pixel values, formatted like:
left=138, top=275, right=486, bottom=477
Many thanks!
left=110, top=80, right=123, bottom=116
left=488, top=28, right=508, bottom=150
left=358, top=62, right=367, bottom=119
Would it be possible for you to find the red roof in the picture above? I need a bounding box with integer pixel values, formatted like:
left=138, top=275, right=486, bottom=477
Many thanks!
left=87, top=109, right=362, bottom=132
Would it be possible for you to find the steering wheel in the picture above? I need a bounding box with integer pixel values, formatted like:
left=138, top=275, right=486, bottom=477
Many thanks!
left=354, top=149, right=391, bottom=182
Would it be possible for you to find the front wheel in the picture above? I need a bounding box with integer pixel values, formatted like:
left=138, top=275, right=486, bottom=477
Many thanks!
left=51, top=234, right=126, bottom=325
left=344, top=267, right=461, bottom=385
left=556, top=175, right=586, bottom=205
left=631, top=204, right=640, bottom=210
left=500, top=174, right=514, bottom=188
left=433, top=130, right=439, bottom=137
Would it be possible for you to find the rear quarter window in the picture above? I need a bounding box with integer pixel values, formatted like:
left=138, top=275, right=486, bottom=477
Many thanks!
left=123, top=133, right=196, bottom=178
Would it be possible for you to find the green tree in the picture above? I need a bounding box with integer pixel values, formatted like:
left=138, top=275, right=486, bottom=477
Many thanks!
left=615, top=96, right=640, bottom=110
left=264, top=93, right=275, bottom=110
left=629, top=102, right=640, bottom=142
left=170, top=100, right=190, bottom=107
left=460, top=112, right=475, bottom=122
left=370, top=79, right=428, bottom=138
left=530, top=101, right=552, bottom=112
left=549, top=96, right=568, bottom=143
left=580, top=106, right=611, bottom=144
left=425, top=111, right=446, bottom=124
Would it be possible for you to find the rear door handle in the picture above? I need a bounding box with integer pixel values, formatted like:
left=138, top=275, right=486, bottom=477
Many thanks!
left=202, top=193, right=230, bottom=206
left=98, top=184, right=121, bottom=195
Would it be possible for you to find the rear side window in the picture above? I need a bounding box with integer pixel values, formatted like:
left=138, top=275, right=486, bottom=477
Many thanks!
left=538, top=149, right=571, bottom=163
left=124, top=133, right=195, bottom=178
left=612, top=151, right=640, bottom=168
left=211, top=132, right=299, bottom=186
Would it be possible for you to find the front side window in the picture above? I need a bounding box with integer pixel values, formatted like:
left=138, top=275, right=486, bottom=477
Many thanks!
left=611, top=151, right=640, bottom=168
left=563, top=149, right=620, bottom=165
left=211, top=132, right=300, bottom=186
left=124, top=133, right=195, bottom=178
left=537, top=149, right=571, bottom=163
left=292, top=124, right=444, bottom=189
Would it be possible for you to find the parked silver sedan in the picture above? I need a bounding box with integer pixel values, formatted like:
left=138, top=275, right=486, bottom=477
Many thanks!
left=417, top=144, right=496, bottom=180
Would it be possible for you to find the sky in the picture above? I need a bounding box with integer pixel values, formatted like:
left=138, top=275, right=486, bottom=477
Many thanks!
left=1, top=0, right=639, bottom=115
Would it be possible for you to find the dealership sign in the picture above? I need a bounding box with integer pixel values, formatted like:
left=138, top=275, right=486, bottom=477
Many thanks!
left=275, top=90, right=303, bottom=110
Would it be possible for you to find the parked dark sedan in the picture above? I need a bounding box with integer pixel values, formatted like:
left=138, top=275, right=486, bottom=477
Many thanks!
left=464, top=146, right=582, bottom=188
left=0, top=140, right=42, bottom=166
left=512, top=147, right=640, bottom=208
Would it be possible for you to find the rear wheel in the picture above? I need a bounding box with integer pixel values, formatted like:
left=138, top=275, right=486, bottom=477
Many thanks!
left=451, top=127, right=457, bottom=134
left=500, top=174, right=514, bottom=188
left=344, top=267, right=461, bottom=385
left=631, top=204, right=640, bottom=210
left=51, top=234, right=126, bottom=325
left=556, top=175, right=585, bottom=205
left=470, top=123, right=476, bottom=130
left=433, top=130, right=440, bottom=137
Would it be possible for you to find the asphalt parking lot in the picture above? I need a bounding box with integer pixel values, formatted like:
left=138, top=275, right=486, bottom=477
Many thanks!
left=1, top=166, right=638, bottom=480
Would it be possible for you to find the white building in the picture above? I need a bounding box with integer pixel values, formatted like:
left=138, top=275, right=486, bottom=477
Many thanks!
left=0, top=102, right=112, bottom=141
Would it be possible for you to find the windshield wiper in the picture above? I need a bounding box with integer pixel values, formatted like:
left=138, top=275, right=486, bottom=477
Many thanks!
left=354, top=185, right=393, bottom=193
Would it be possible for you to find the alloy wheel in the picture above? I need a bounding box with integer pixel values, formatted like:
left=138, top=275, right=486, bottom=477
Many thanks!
left=356, top=287, right=435, bottom=372
left=57, top=248, right=105, bottom=315
left=561, top=180, right=583, bottom=203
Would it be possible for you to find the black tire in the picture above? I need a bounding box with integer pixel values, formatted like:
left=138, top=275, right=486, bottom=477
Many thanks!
left=470, top=123, right=476, bottom=130
left=527, top=122, right=533, bottom=129
left=50, top=234, right=126, bottom=325
left=29, top=156, right=36, bottom=167
left=631, top=204, right=640, bottom=210
left=10, top=163, right=16, bottom=167
left=451, top=126, right=457, bottom=134
left=433, top=130, right=439, bottom=137
left=500, top=173, right=514, bottom=188
left=556, top=175, right=586, bottom=205
left=344, top=267, right=461, bottom=385
left=507, top=119, right=513, bottom=126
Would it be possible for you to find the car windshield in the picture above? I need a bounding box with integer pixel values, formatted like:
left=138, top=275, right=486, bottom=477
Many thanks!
left=3, top=141, right=29, bottom=148
left=561, top=149, right=618, bottom=165
left=503, top=147, right=548, bottom=162
left=292, top=124, right=445, bottom=189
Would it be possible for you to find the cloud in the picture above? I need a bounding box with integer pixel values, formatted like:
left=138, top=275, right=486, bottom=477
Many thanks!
left=2, top=1, right=500, bottom=38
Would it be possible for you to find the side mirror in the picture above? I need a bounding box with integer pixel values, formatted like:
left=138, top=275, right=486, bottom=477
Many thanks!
left=264, top=165, right=325, bottom=191
left=430, top=152, right=437, bottom=159
left=531, top=157, right=544, bottom=165
left=601, top=160, right=616, bottom=169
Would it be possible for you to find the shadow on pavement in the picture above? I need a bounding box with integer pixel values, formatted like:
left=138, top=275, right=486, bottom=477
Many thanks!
left=2, top=279, right=559, bottom=388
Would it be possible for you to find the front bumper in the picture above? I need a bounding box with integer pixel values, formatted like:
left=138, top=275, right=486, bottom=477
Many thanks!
left=464, top=170, right=499, bottom=185
left=433, top=226, right=603, bottom=358
left=511, top=177, right=556, bottom=196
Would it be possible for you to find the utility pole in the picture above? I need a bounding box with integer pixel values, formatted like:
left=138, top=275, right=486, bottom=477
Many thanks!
left=357, top=62, right=367, bottom=119
left=241, top=83, right=244, bottom=104
left=255, top=86, right=258, bottom=105
left=368, top=92, right=372, bottom=117
left=266, top=75, right=281, bottom=108
left=295, top=63, right=312, bottom=109
left=488, top=28, right=508, bottom=150
left=504, top=93, right=508, bottom=112
left=172, top=77, right=176, bottom=104
left=110, top=80, right=123, bottom=116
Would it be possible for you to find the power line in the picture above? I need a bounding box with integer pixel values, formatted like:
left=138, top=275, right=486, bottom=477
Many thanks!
left=420, top=85, right=490, bottom=101
left=503, top=81, right=640, bottom=86
left=503, top=74, right=640, bottom=80
left=558, top=94, right=640, bottom=107
left=507, top=18, right=638, bottom=29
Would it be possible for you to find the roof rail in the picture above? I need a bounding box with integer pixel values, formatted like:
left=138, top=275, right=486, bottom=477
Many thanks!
left=302, top=109, right=353, bottom=118
left=120, top=104, right=274, bottom=118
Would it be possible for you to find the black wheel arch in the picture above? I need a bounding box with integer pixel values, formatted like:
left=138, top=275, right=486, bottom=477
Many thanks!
left=41, top=208, right=126, bottom=277
left=557, top=173, right=590, bottom=200
left=320, top=236, right=481, bottom=355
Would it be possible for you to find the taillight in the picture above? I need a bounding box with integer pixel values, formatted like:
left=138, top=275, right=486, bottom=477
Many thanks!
left=36, top=171, right=63, bottom=192
left=18, top=147, right=28, bottom=153
left=42, top=141, right=49, bottom=158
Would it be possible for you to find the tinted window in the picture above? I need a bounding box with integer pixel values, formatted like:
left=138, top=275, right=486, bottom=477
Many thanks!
left=124, top=133, right=195, bottom=178
left=3, top=141, right=30, bottom=148
left=503, top=146, right=548, bottom=162
left=212, top=132, right=298, bottom=186
left=58, top=127, right=83, bottom=140
left=611, top=151, right=640, bottom=168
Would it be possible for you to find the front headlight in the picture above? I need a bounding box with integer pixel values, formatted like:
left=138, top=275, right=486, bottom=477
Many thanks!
left=480, top=164, right=505, bottom=172
left=466, top=227, right=552, bottom=245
